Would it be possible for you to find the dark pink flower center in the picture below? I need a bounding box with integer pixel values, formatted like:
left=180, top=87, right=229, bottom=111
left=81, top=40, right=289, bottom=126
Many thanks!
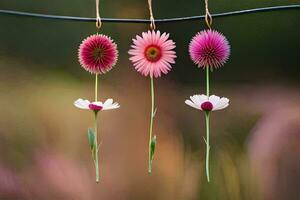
left=201, top=101, right=213, bottom=111
left=144, top=45, right=162, bottom=62
left=88, top=103, right=103, bottom=111
left=203, top=48, right=216, bottom=60
left=92, top=47, right=106, bottom=60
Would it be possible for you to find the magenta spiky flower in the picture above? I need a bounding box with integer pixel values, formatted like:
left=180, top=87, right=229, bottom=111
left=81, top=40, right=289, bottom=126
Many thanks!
left=78, top=34, right=118, bottom=74
left=128, top=30, right=176, bottom=78
left=189, top=30, right=230, bottom=69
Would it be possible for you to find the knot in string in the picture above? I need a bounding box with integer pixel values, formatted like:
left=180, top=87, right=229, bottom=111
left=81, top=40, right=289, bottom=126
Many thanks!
left=148, top=0, right=156, bottom=30
left=204, top=0, right=213, bottom=29
left=96, top=0, right=102, bottom=30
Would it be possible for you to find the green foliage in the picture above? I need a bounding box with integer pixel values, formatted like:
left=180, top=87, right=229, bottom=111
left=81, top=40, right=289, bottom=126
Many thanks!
left=87, top=128, right=95, bottom=151
left=150, top=135, right=157, bottom=163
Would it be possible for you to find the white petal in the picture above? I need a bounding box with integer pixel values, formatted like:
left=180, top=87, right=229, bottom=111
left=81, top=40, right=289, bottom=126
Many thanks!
left=103, top=103, right=120, bottom=110
left=190, top=94, right=208, bottom=107
left=74, top=99, right=90, bottom=109
left=190, top=95, right=201, bottom=107
left=197, top=94, right=209, bottom=102
left=209, top=95, right=221, bottom=107
left=91, top=101, right=103, bottom=107
left=101, top=99, right=120, bottom=110
left=213, top=97, right=230, bottom=111
left=103, top=99, right=113, bottom=106
left=185, top=99, right=201, bottom=110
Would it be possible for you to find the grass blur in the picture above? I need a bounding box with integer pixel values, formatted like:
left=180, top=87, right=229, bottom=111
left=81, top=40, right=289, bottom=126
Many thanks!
left=0, top=0, right=299, bottom=199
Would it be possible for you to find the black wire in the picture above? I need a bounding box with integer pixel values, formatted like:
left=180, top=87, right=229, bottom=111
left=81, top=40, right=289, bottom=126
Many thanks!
left=0, top=5, right=299, bottom=23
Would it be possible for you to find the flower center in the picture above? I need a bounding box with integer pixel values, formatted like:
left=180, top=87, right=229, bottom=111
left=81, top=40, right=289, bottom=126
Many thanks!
left=201, top=101, right=213, bottom=111
left=203, top=48, right=216, bottom=59
left=144, top=45, right=162, bottom=62
left=88, top=103, right=103, bottom=111
left=92, top=48, right=105, bottom=60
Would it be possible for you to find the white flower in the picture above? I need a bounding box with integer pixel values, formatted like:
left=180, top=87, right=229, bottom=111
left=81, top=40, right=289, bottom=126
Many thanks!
left=185, top=94, right=229, bottom=111
left=74, top=98, right=120, bottom=111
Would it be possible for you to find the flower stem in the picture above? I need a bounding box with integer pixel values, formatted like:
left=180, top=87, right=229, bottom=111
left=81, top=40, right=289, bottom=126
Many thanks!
left=206, top=66, right=210, bottom=96
left=94, top=112, right=99, bottom=183
left=94, top=74, right=100, bottom=183
left=205, top=111, right=210, bottom=182
left=148, top=77, right=155, bottom=173
left=205, top=66, right=210, bottom=182
left=95, top=74, right=98, bottom=102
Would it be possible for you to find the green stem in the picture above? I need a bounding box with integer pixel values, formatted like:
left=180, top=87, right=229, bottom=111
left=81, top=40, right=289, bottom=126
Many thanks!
left=206, top=66, right=210, bottom=96
left=95, top=74, right=98, bottom=102
left=205, top=66, right=210, bottom=182
left=205, top=112, right=210, bottom=182
left=94, top=74, right=99, bottom=183
left=148, top=77, right=155, bottom=173
left=94, top=112, right=99, bottom=183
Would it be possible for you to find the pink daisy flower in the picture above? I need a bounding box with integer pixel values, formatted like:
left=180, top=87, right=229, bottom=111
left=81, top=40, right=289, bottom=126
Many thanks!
left=128, top=30, right=176, bottom=78
left=78, top=34, right=118, bottom=74
left=189, top=30, right=230, bottom=69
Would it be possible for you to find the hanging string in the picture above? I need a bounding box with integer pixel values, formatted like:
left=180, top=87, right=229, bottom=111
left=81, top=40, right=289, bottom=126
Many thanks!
left=204, top=0, right=213, bottom=29
left=96, top=0, right=102, bottom=30
left=148, top=0, right=156, bottom=30
left=1, top=5, right=299, bottom=23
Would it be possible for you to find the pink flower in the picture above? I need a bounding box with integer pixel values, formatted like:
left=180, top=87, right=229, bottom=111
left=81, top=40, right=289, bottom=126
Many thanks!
left=78, top=34, right=118, bottom=74
left=189, top=30, right=230, bottom=69
left=185, top=95, right=229, bottom=111
left=74, top=98, right=120, bottom=111
left=128, top=30, right=176, bottom=78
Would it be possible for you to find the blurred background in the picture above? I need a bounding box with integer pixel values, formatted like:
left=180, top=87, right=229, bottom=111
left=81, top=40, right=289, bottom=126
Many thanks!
left=0, top=0, right=299, bottom=199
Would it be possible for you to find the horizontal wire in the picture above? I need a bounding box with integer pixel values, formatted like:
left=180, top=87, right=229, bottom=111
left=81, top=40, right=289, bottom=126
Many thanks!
left=0, top=5, right=299, bottom=23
